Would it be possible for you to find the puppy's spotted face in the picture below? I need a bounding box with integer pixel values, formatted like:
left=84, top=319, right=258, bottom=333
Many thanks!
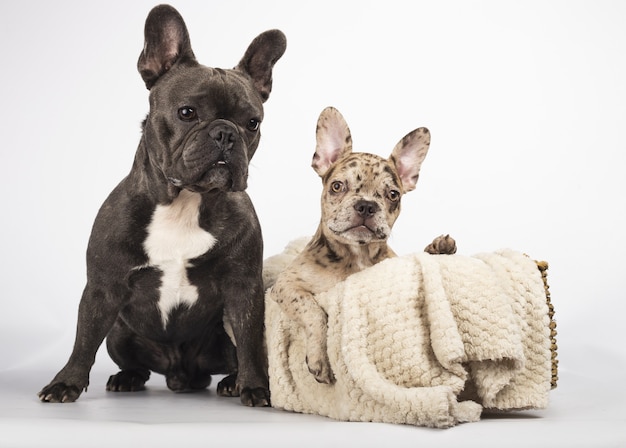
left=312, top=107, right=431, bottom=249
left=321, top=153, right=403, bottom=245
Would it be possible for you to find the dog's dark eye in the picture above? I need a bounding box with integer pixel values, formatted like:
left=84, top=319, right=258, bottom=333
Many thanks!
left=387, top=190, right=400, bottom=202
left=246, top=118, right=261, bottom=132
left=331, top=181, right=344, bottom=193
left=178, top=106, right=197, bottom=121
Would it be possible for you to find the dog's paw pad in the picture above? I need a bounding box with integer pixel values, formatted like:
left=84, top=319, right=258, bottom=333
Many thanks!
left=424, top=234, right=457, bottom=255
left=240, top=387, right=271, bottom=407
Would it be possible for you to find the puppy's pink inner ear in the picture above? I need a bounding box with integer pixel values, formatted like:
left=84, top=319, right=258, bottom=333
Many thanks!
left=312, top=146, right=342, bottom=175
left=391, top=128, right=430, bottom=192
left=395, top=156, right=422, bottom=192
left=312, top=107, right=353, bottom=176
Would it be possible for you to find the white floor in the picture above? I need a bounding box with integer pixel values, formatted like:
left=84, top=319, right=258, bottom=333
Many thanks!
left=1, top=345, right=624, bottom=448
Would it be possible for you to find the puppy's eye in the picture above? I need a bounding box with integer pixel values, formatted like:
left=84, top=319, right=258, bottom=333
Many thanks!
left=246, top=118, right=261, bottom=131
left=178, top=106, right=197, bottom=121
left=330, top=181, right=344, bottom=193
left=387, top=190, right=401, bottom=202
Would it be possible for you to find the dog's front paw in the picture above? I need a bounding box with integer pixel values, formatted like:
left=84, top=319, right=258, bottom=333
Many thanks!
left=306, top=354, right=335, bottom=384
left=424, top=234, right=457, bottom=255
left=216, top=375, right=270, bottom=407
left=38, top=382, right=83, bottom=403
left=240, top=387, right=271, bottom=407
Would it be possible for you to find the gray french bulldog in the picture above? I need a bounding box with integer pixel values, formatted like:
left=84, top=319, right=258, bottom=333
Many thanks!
left=38, top=4, right=286, bottom=407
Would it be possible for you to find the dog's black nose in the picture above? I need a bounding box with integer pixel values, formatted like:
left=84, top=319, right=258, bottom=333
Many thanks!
left=354, top=200, right=379, bottom=218
left=209, top=123, right=235, bottom=151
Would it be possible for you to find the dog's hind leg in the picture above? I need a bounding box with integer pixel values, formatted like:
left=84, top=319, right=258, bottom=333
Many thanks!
left=106, top=369, right=151, bottom=392
left=187, top=324, right=238, bottom=392
left=105, top=319, right=162, bottom=392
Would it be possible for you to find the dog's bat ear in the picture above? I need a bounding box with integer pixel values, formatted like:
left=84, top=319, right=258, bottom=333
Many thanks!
left=235, top=30, right=287, bottom=102
left=137, top=5, right=197, bottom=90
left=389, top=127, right=430, bottom=192
left=312, top=107, right=353, bottom=177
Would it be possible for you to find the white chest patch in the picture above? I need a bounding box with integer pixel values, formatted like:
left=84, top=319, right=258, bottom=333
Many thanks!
left=143, top=190, right=217, bottom=327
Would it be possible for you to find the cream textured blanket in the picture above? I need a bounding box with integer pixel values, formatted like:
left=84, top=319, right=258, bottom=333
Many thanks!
left=264, top=246, right=555, bottom=428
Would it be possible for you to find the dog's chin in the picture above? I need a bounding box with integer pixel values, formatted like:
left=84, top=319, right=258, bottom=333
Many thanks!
left=338, top=225, right=387, bottom=245
left=170, top=165, right=247, bottom=193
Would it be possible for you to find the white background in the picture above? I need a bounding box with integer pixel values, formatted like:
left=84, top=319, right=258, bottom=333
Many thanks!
left=1, top=1, right=624, bottom=446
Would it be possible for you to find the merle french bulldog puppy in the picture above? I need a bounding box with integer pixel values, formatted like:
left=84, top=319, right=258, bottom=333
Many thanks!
left=38, top=4, right=286, bottom=407
left=270, top=107, right=455, bottom=384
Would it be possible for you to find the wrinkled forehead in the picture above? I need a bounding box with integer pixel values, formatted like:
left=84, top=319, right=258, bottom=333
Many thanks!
left=151, top=65, right=264, bottom=117
left=324, top=153, right=401, bottom=190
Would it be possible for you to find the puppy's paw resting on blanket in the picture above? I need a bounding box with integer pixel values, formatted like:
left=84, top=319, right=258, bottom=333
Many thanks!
left=305, top=352, right=335, bottom=384
left=424, top=234, right=457, bottom=255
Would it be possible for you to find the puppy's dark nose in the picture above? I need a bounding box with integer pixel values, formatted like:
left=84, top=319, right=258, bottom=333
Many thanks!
left=354, top=200, right=379, bottom=218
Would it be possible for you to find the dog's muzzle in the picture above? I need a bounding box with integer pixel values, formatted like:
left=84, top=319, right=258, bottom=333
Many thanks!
left=168, top=120, right=249, bottom=193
